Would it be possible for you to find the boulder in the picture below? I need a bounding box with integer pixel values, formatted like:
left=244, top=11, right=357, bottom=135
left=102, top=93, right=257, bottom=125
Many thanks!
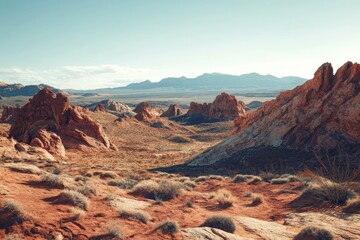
left=182, top=227, right=253, bottom=240
left=133, top=102, right=163, bottom=121
left=161, top=104, right=183, bottom=117
left=9, top=88, right=117, bottom=157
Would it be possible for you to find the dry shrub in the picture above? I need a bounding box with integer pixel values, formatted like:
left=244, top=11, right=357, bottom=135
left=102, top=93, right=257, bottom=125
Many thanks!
left=131, top=180, right=159, bottom=198
left=5, top=163, right=41, bottom=175
left=156, top=220, right=179, bottom=234
left=294, top=226, right=334, bottom=240
left=182, top=180, right=197, bottom=190
left=55, top=190, right=89, bottom=211
left=250, top=193, right=263, bottom=206
left=131, top=179, right=181, bottom=201
left=259, top=171, right=279, bottom=182
left=201, top=216, right=235, bottom=233
left=211, top=189, right=235, bottom=208
left=271, top=178, right=289, bottom=184
left=232, top=174, right=253, bottom=183
left=100, top=171, right=118, bottom=179
left=119, top=209, right=149, bottom=223
left=195, top=176, right=209, bottom=182
left=104, top=221, right=123, bottom=239
left=244, top=192, right=252, bottom=197
left=108, top=176, right=138, bottom=189
left=248, top=176, right=262, bottom=185
left=0, top=199, right=29, bottom=225
left=209, top=175, right=225, bottom=181
left=40, top=173, right=65, bottom=188
left=70, top=208, right=86, bottom=221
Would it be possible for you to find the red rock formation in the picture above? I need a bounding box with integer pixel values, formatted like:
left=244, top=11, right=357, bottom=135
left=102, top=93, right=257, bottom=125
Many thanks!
left=94, top=104, right=106, bottom=112
left=190, top=62, right=360, bottom=166
left=161, top=104, right=183, bottom=117
left=134, top=102, right=163, bottom=121
left=0, top=105, right=18, bottom=123
left=9, top=88, right=117, bottom=157
left=187, top=93, right=246, bottom=119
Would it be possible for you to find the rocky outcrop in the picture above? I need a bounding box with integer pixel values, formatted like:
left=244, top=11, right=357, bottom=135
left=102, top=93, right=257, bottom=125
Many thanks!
left=9, top=88, right=116, bottom=157
left=90, top=99, right=132, bottom=113
left=189, top=62, right=360, bottom=166
left=133, top=102, right=163, bottom=121
left=187, top=93, right=246, bottom=119
left=0, top=105, right=18, bottom=123
left=182, top=227, right=252, bottom=240
left=94, top=104, right=106, bottom=112
left=161, top=104, right=183, bottom=117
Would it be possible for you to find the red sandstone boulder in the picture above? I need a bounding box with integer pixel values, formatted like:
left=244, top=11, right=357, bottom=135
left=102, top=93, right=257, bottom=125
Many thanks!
left=161, top=104, right=183, bottom=117
left=9, top=88, right=117, bottom=157
left=187, top=93, right=246, bottom=120
left=133, top=102, right=163, bottom=121
left=94, top=104, right=106, bottom=112
left=189, top=62, right=360, bottom=166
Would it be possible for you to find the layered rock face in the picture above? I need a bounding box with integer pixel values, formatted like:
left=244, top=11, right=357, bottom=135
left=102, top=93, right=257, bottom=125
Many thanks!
left=187, top=93, right=246, bottom=119
left=94, top=99, right=132, bottom=112
left=161, top=104, right=183, bottom=117
left=94, top=104, right=106, bottom=112
left=189, top=62, right=360, bottom=166
left=9, top=88, right=116, bottom=157
left=133, top=102, right=163, bottom=121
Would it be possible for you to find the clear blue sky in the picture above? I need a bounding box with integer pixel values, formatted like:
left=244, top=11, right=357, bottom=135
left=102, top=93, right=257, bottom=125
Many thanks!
left=0, top=0, right=359, bottom=89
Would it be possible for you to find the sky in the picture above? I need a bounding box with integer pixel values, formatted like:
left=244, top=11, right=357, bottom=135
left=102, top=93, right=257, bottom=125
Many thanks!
left=0, top=0, right=359, bottom=89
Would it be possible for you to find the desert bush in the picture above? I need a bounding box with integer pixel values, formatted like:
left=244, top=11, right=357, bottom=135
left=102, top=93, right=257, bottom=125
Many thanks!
left=70, top=208, right=86, bottom=221
left=259, top=171, right=279, bottom=182
left=344, top=198, right=360, bottom=213
left=100, top=171, right=118, bottom=179
left=294, top=226, right=334, bottom=240
left=177, top=177, right=190, bottom=182
left=201, top=216, right=236, bottom=233
left=5, top=163, right=41, bottom=175
left=211, top=189, right=235, bottom=208
left=156, top=220, right=179, bottom=234
left=108, top=176, right=138, bottom=189
left=156, top=180, right=182, bottom=201
left=131, top=180, right=160, bottom=198
left=104, top=221, right=123, bottom=239
left=232, top=174, right=253, bottom=183
left=185, top=200, right=193, bottom=208
left=195, top=176, right=209, bottom=182
left=250, top=193, right=263, bottom=206
left=182, top=180, right=197, bottom=190
left=209, top=175, right=225, bottom=180
left=271, top=178, right=289, bottom=184
left=52, top=168, right=62, bottom=175
left=84, top=172, right=93, bottom=177
left=119, top=209, right=149, bottom=223
left=248, top=176, right=262, bottom=185
left=74, top=175, right=89, bottom=182
left=302, top=181, right=356, bottom=205
left=244, top=192, right=252, bottom=197
left=71, top=183, right=97, bottom=197
left=0, top=199, right=29, bottom=224
left=40, top=173, right=64, bottom=188
left=55, top=190, right=89, bottom=211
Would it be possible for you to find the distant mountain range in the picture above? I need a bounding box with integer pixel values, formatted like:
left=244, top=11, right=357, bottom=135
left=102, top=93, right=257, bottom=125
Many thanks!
left=0, top=82, right=63, bottom=97
left=122, top=73, right=306, bottom=90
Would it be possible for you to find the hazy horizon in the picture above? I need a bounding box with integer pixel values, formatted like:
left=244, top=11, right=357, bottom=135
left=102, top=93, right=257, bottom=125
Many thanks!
left=1, top=0, right=359, bottom=89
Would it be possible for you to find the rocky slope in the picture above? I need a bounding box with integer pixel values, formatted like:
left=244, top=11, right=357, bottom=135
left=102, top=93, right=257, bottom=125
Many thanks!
left=187, top=93, right=246, bottom=120
left=189, top=62, right=360, bottom=167
left=88, top=99, right=132, bottom=113
left=9, top=88, right=116, bottom=157
left=0, top=82, right=64, bottom=97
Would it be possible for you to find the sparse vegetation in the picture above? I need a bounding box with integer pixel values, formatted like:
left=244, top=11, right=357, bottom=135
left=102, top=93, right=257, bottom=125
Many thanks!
left=271, top=178, right=290, bottom=184
left=108, top=176, right=139, bottom=189
left=211, top=189, right=235, bottom=208
left=195, top=176, right=209, bottom=182
left=244, top=192, right=252, bottom=197
left=232, top=174, right=253, bottom=183
left=100, top=171, right=118, bottom=179
left=294, top=226, right=334, bottom=240
left=71, top=183, right=97, bottom=197
left=4, top=163, right=41, bottom=175
left=250, top=193, right=264, bottom=206
left=201, top=216, right=236, bottom=233
left=104, top=221, right=123, bottom=239
left=119, top=209, right=149, bottom=223
left=182, top=180, right=197, bottom=190
left=259, top=171, right=279, bottom=182
left=70, top=208, right=86, bottom=221
left=52, top=168, right=62, bottom=175
left=248, top=176, right=262, bottom=184
left=209, top=175, right=225, bottom=180
left=156, top=220, right=179, bottom=234
left=130, top=179, right=181, bottom=201
left=0, top=199, right=29, bottom=224
left=55, top=190, right=89, bottom=211
left=40, top=173, right=65, bottom=188
left=185, top=200, right=193, bottom=208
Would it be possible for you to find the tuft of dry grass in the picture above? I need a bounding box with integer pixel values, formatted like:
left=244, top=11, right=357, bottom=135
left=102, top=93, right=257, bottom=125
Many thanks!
left=119, top=209, right=150, bottom=224
left=130, top=179, right=181, bottom=201
left=195, top=176, right=210, bottom=182
left=201, top=216, right=236, bottom=233
left=54, top=190, right=89, bottom=211
left=294, top=226, right=334, bottom=240
left=0, top=199, right=30, bottom=224
left=104, top=221, right=124, bottom=239
left=156, top=220, right=179, bottom=234
left=131, top=180, right=160, bottom=198
left=4, top=163, right=41, bottom=175
left=271, top=178, right=289, bottom=184
left=248, top=176, right=262, bottom=185
left=70, top=208, right=86, bottom=221
left=211, top=189, right=235, bottom=208
left=250, top=193, right=264, bottom=206
left=232, top=174, right=253, bottom=183
left=209, top=175, right=225, bottom=181
left=40, top=173, right=65, bottom=188
left=182, top=180, right=197, bottom=191
left=108, top=177, right=139, bottom=190
left=100, top=171, right=118, bottom=179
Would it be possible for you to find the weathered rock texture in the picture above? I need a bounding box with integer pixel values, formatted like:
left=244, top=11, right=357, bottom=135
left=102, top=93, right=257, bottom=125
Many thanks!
left=91, top=99, right=132, bottom=113
left=0, top=105, right=18, bottom=123
left=9, top=88, right=116, bottom=157
left=187, top=92, right=246, bottom=119
left=94, top=104, right=106, bottom=112
left=189, top=62, right=360, bottom=166
left=133, top=102, right=163, bottom=121
left=161, top=104, right=183, bottom=117
left=182, top=227, right=253, bottom=240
